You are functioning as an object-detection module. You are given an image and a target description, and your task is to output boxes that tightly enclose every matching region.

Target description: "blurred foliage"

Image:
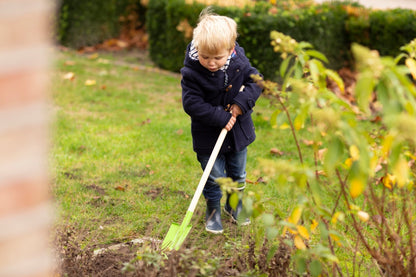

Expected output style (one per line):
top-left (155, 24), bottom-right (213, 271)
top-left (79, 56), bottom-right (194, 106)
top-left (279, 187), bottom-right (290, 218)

top-left (245, 31), bottom-right (416, 275)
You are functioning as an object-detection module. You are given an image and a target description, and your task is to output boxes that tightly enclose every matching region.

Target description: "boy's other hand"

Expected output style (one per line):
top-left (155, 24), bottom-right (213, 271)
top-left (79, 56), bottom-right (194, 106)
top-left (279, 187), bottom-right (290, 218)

top-left (225, 116), bottom-right (236, 131)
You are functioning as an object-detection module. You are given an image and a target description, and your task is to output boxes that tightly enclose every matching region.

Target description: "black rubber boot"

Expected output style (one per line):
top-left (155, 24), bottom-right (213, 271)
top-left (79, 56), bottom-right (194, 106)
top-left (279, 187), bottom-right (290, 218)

top-left (205, 200), bottom-right (223, 234)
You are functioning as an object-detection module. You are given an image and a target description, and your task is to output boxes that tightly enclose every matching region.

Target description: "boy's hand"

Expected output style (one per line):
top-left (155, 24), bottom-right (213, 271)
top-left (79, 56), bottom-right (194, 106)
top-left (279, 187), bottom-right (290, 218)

top-left (225, 116), bottom-right (236, 131)
top-left (225, 104), bottom-right (242, 131)
top-left (230, 104), bottom-right (242, 118)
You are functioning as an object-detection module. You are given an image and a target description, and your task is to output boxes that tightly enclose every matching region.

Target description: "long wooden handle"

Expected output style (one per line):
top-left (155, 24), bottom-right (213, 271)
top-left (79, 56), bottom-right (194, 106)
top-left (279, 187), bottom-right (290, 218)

top-left (187, 128), bottom-right (228, 213)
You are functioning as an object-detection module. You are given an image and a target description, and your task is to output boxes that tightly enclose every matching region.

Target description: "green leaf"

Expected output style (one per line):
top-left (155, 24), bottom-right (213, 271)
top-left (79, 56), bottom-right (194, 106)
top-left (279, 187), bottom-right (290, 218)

top-left (305, 49), bottom-right (328, 63)
top-left (298, 41), bottom-right (313, 50)
top-left (295, 256), bottom-right (307, 274)
top-left (262, 213), bottom-right (275, 226)
top-left (325, 69), bottom-right (345, 93)
top-left (229, 192), bottom-right (239, 210)
top-left (324, 137), bottom-right (345, 174)
top-left (355, 72), bottom-right (374, 114)
top-left (266, 227), bottom-right (279, 241)
top-left (294, 61), bottom-right (304, 79)
top-left (280, 56), bottom-right (293, 78)
top-left (270, 110), bottom-right (280, 128)
top-left (310, 259), bottom-right (322, 277)
top-left (394, 53), bottom-right (407, 64)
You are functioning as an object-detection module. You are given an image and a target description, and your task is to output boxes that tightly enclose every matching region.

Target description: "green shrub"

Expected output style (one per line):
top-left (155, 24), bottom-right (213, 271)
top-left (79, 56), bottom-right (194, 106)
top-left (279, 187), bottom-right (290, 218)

top-left (146, 0), bottom-right (206, 72)
top-left (245, 31), bottom-right (416, 276)
top-left (369, 9), bottom-right (416, 57)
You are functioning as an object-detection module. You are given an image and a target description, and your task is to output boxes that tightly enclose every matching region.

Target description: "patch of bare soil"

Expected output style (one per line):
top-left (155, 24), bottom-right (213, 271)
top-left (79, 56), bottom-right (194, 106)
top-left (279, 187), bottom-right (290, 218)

top-left (54, 224), bottom-right (293, 276)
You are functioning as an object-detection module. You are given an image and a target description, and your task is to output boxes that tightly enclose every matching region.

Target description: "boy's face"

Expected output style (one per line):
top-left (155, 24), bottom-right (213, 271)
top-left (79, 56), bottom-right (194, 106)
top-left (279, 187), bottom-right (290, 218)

top-left (198, 48), bottom-right (234, 72)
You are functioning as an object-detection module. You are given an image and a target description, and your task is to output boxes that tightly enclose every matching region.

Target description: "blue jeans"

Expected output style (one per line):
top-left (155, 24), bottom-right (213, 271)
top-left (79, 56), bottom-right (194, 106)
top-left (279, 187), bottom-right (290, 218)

top-left (197, 148), bottom-right (247, 202)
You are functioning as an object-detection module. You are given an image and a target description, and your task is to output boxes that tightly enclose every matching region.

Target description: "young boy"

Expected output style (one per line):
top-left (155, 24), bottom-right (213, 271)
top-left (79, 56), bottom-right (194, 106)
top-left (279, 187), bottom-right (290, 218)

top-left (181, 7), bottom-right (263, 234)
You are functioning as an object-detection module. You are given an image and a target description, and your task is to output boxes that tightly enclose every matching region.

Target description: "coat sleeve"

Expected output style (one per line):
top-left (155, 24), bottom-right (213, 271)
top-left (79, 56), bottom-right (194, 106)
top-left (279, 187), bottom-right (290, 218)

top-left (181, 68), bottom-right (231, 128)
top-left (232, 64), bottom-right (263, 114)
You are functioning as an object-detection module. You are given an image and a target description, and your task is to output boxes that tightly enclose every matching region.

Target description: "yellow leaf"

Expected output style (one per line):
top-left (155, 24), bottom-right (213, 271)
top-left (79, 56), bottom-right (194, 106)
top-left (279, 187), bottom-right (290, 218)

top-left (349, 204), bottom-right (360, 211)
top-left (404, 151), bottom-right (416, 160)
top-left (381, 134), bottom-right (394, 159)
top-left (279, 123), bottom-right (291, 130)
top-left (310, 219), bottom-right (318, 232)
top-left (297, 225), bottom-right (310, 240)
top-left (349, 145), bottom-right (360, 161)
top-left (329, 233), bottom-right (340, 242)
top-left (294, 115), bottom-right (304, 130)
top-left (288, 206), bottom-right (303, 225)
top-left (357, 211), bottom-right (369, 222)
top-left (282, 226), bottom-right (288, 236)
top-left (331, 211), bottom-right (344, 226)
top-left (294, 235), bottom-right (306, 250)
top-left (85, 79), bottom-right (96, 86)
top-left (349, 177), bottom-right (365, 198)
top-left (344, 157), bottom-right (353, 168)
top-left (382, 173), bottom-right (396, 190)
top-left (369, 154), bottom-right (381, 176)
top-left (393, 157), bottom-right (409, 187)
top-left (406, 58), bottom-right (416, 79)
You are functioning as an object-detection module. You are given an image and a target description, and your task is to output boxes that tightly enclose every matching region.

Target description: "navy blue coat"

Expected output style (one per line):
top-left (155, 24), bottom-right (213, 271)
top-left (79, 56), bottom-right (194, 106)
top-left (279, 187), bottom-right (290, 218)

top-left (181, 42), bottom-right (263, 155)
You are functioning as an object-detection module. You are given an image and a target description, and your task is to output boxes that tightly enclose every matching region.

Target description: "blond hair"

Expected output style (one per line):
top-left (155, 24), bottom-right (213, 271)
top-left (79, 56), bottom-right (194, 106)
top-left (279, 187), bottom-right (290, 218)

top-left (192, 7), bottom-right (237, 54)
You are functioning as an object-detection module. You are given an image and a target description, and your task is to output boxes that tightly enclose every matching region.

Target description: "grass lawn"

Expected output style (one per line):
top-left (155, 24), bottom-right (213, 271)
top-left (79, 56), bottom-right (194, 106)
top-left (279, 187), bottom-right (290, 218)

top-left (51, 48), bottom-right (296, 248)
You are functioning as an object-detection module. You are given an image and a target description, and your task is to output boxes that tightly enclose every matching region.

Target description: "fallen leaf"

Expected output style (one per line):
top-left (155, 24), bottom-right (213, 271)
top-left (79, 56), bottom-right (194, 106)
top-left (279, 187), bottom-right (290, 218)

top-left (270, 148), bottom-right (283, 156)
top-left (302, 139), bottom-right (314, 146)
top-left (246, 177), bottom-right (266, 184)
top-left (85, 79), bottom-right (96, 86)
top-left (176, 129), bottom-right (183, 135)
top-left (88, 53), bottom-right (99, 60)
top-left (64, 60), bottom-right (76, 66)
top-left (357, 211), bottom-right (369, 222)
top-left (317, 148), bottom-right (327, 162)
top-left (256, 177), bottom-right (266, 184)
top-left (116, 40), bottom-right (128, 48)
top-left (115, 186), bottom-right (125, 192)
top-left (141, 118), bottom-right (151, 125)
top-left (97, 58), bottom-right (110, 64)
top-left (63, 72), bottom-right (75, 80)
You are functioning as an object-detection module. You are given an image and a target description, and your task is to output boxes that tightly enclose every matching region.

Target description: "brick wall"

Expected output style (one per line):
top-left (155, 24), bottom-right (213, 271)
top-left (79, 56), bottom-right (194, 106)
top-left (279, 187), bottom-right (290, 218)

top-left (0, 0), bottom-right (53, 276)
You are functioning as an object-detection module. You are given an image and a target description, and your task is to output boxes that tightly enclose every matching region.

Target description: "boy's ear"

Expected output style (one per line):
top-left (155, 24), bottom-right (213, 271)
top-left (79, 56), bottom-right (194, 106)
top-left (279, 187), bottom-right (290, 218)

top-left (229, 45), bottom-right (235, 55)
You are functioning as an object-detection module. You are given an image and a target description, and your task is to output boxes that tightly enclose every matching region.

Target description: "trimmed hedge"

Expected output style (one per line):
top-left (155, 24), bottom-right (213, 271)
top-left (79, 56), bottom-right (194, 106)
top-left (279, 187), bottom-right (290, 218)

top-left (56, 0), bottom-right (145, 48)
top-left (56, 0), bottom-right (416, 80)
top-left (146, 0), bottom-right (416, 80)
top-left (147, 1), bottom-right (352, 79)
top-left (369, 9), bottom-right (416, 56)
